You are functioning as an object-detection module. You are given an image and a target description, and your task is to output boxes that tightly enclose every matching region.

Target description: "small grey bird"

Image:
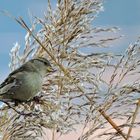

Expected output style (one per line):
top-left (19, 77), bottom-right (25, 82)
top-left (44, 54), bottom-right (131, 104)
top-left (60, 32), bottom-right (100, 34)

top-left (0, 57), bottom-right (54, 101)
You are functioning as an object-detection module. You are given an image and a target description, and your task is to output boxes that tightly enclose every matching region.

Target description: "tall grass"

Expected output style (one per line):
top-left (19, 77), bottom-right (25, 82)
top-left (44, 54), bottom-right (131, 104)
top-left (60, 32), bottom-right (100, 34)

top-left (0, 0), bottom-right (140, 140)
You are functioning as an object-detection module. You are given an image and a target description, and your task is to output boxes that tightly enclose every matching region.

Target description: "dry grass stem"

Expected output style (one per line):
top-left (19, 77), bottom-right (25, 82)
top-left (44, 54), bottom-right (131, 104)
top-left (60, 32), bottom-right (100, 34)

top-left (0, 0), bottom-right (140, 140)
top-left (126, 100), bottom-right (140, 140)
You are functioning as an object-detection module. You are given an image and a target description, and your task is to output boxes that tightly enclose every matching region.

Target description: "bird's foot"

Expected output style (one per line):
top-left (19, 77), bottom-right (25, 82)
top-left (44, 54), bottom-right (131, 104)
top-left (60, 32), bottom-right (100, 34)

top-left (33, 95), bottom-right (43, 103)
top-left (14, 100), bottom-right (22, 106)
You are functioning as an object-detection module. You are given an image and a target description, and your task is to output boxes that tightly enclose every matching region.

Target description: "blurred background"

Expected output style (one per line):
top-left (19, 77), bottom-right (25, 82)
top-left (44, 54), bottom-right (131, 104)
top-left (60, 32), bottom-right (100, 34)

top-left (0, 0), bottom-right (140, 79)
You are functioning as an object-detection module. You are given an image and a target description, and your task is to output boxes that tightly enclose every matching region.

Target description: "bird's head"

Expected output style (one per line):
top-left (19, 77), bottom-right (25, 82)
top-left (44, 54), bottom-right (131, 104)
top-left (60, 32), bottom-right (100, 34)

top-left (31, 57), bottom-right (55, 76)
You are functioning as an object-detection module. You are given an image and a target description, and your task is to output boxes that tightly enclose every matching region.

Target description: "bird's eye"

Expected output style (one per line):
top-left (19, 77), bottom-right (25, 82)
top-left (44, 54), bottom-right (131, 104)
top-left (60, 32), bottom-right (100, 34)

top-left (43, 61), bottom-right (49, 65)
top-left (44, 62), bottom-right (47, 65)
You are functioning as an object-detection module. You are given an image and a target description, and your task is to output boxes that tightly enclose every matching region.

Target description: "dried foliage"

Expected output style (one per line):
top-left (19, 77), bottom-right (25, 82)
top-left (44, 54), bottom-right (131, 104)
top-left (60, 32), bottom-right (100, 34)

top-left (0, 0), bottom-right (140, 140)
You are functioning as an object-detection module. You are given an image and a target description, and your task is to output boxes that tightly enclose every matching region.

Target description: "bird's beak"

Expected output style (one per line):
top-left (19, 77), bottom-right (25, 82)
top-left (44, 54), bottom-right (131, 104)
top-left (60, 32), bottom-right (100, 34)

top-left (47, 66), bottom-right (56, 73)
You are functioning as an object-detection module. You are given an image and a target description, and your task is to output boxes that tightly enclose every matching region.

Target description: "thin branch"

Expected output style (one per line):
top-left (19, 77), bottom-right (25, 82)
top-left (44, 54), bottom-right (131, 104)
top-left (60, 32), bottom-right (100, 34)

top-left (99, 109), bottom-right (127, 140)
top-left (15, 17), bottom-right (70, 77)
top-left (126, 99), bottom-right (140, 140)
top-left (0, 99), bottom-right (36, 116)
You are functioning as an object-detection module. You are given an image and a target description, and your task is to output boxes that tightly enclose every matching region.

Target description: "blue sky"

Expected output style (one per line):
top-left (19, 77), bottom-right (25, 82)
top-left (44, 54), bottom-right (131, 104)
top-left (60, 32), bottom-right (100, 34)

top-left (0, 0), bottom-right (140, 80)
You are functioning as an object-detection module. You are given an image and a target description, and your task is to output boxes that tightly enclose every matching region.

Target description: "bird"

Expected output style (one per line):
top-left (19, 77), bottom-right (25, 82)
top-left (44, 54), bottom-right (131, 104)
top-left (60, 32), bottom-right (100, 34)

top-left (0, 57), bottom-right (54, 102)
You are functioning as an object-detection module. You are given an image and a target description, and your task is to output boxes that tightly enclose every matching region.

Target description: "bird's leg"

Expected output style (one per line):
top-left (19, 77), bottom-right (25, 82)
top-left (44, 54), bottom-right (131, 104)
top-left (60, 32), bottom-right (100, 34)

top-left (33, 95), bottom-right (44, 103)
top-left (14, 99), bottom-right (23, 106)
top-left (33, 96), bottom-right (40, 103)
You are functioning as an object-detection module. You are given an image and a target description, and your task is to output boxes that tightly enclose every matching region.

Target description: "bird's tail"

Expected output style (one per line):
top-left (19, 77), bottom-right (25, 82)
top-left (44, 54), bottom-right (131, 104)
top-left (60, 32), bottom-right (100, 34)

top-left (0, 94), bottom-right (13, 102)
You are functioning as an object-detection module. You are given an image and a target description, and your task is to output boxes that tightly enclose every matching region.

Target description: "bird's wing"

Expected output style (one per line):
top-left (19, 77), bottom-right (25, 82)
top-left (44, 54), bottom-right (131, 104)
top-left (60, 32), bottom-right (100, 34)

top-left (0, 73), bottom-right (22, 95)
top-left (0, 61), bottom-right (36, 95)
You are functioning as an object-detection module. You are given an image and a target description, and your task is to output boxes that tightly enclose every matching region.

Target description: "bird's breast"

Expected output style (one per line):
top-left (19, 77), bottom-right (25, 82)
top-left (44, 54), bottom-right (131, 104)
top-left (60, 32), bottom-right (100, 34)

top-left (13, 72), bottom-right (43, 101)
